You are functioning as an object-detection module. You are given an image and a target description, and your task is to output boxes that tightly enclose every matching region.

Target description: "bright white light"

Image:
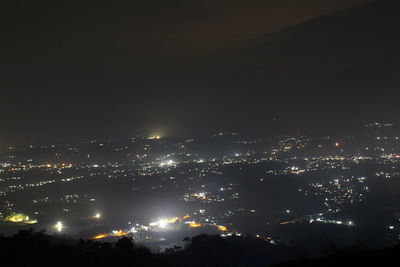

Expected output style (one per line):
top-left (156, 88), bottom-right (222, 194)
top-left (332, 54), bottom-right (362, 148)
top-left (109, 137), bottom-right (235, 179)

top-left (54, 221), bottom-right (63, 232)
top-left (94, 213), bottom-right (101, 219)
top-left (158, 220), bottom-right (167, 228)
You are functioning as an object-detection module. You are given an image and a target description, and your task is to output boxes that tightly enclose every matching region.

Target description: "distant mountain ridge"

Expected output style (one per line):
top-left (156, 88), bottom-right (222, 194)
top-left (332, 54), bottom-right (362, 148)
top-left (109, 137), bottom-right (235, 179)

top-left (209, 0), bottom-right (400, 130)
top-left (243, 0), bottom-right (400, 65)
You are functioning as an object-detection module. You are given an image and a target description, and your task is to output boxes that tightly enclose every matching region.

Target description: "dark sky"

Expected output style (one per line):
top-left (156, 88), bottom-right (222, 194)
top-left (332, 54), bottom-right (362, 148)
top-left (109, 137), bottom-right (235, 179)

top-left (2, 0), bottom-right (399, 145)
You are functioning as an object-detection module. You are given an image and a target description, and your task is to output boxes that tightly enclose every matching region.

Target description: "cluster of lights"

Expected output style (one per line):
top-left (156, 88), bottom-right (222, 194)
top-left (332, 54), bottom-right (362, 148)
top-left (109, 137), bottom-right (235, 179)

top-left (159, 159), bottom-right (175, 167)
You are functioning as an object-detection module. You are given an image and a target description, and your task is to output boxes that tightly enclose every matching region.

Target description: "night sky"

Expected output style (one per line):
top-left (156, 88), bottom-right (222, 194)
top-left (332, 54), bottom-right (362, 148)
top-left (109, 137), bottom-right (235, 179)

top-left (1, 0), bottom-right (399, 145)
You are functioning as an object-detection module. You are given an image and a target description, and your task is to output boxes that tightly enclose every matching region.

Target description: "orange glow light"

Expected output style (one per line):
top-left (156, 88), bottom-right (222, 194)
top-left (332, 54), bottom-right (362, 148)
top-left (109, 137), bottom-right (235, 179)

top-left (92, 233), bottom-right (109, 239)
top-left (217, 225), bottom-right (228, 231)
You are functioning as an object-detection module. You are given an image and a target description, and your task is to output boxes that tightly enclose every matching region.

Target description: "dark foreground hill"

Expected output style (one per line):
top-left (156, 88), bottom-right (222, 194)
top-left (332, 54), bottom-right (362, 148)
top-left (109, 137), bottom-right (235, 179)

top-left (1, 229), bottom-right (399, 267)
top-left (273, 245), bottom-right (400, 267)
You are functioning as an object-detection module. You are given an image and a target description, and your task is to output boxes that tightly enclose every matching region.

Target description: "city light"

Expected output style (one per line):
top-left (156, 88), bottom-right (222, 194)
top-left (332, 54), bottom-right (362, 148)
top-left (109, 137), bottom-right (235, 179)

top-left (187, 222), bottom-right (202, 228)
top-left (92, 233), bottom-right (108, 239)
top-left (148, 135), bottom-right (161, 140)
top-left (54, 221), bottom-right (63, 232)
top-left (158, 220), bottom-right (167, 228)
top-left (1, 122), bottom-right (400, 255)
top-left (159, 159), bottom-right (175, 167)
top-left (217, 225), bottom-right (228, 231)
